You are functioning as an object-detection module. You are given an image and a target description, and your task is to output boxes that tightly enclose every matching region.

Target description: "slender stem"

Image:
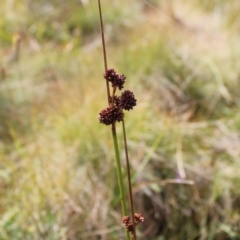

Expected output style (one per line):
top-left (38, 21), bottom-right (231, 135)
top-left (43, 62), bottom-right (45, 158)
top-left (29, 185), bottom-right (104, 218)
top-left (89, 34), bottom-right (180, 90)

top-left (122, 119), bottom-right (137, 240)
top-left (97, 1), bottom-right (130, 240)
top-left (97, 0), bottom-right (110, 100)
top-left (112, 124), bottom-right (127, 214)
top-left (112, 124), bottom-right (130, 240)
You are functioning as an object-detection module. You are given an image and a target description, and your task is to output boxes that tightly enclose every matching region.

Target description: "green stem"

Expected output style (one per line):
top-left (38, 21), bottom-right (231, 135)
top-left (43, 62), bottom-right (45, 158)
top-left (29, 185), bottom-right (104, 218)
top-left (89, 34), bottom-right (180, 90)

top-left (97, 1), bottom-right (130, 239)
top-left (112, 124), bottom-right (130, 240)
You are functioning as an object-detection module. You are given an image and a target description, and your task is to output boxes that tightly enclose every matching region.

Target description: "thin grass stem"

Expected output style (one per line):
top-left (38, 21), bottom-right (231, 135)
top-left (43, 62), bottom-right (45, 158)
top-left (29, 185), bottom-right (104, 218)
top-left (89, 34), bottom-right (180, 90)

top-left (122, 119), bottom-right (137, 240)
top-left (97, 1), bottom-right (130, 239)
top-left (97, 0), bottom-right (110, 100)
top-left (112, 124), bottom-right (130, 240)
top-left (112, 124), bottom-right (127, 215)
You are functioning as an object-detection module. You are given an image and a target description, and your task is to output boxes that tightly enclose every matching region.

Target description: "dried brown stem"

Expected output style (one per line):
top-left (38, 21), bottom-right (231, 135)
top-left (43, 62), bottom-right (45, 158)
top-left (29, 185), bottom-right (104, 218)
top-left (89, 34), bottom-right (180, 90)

top-left (97, 0), bottom-right (110, 102)
top-left (122, 119), bottom-right (137, 240)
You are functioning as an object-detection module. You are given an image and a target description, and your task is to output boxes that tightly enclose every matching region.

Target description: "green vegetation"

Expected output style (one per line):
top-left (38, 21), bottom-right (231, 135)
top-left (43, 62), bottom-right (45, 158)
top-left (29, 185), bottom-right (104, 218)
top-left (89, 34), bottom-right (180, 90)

top-left (0, 0), bottom-right (240, 239)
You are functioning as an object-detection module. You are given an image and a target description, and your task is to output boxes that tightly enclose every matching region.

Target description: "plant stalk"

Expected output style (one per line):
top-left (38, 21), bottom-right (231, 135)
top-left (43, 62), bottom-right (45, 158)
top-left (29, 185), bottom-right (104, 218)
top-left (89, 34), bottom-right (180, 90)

top-left (98, 1), bottom-right (130, 239)
top-left (97, 0), bottom-right (110, 99)
top-left (112, 124), bottom-right (128, 215)
top-left (122, 119), bottom-right (137, 240)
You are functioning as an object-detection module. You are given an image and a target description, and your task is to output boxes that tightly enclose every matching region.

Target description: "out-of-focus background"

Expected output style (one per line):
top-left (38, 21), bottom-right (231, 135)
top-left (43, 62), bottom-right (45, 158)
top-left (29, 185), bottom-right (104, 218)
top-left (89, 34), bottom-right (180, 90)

top-left (0, 0), bottom-right (240, 239)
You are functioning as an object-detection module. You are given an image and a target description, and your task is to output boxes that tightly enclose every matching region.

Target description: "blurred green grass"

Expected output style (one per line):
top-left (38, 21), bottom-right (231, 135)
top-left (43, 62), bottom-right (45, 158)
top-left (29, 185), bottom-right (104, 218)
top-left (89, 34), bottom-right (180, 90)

top-left (0, 0), bottom-right (240, 239)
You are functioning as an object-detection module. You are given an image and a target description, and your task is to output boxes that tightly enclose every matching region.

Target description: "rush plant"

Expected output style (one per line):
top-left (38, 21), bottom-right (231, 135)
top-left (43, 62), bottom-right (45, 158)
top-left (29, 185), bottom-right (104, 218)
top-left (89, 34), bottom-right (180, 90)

top-left (97, 1), bottom-right (144, 240)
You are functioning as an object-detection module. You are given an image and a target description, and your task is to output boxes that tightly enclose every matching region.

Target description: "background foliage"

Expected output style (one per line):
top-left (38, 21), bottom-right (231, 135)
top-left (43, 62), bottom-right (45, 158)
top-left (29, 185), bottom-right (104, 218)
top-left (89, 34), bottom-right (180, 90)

top-left (0, 0), bottom-right (240, 239)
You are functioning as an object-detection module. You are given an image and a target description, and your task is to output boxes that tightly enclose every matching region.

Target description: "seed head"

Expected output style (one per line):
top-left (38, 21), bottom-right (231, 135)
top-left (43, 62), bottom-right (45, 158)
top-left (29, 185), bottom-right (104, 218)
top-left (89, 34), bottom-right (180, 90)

top-left (120, 90), bottom-right (137, 111)
top-left (103, 69), bottom-right (116, 81)
top-left (104, 68), bottom-right (125, 90)
top-left (122, 213), bottom-right (144, 234)
top-left (126, 223), bottom-right (134, 232)
top-left (122, 216), bottom-right (133, 232)
top-left (134, 213), bottom-right (144, 224)
top-left (122, 216), bottom-right (131, 225)
top-left (99, 106), bottom-right (124, 125)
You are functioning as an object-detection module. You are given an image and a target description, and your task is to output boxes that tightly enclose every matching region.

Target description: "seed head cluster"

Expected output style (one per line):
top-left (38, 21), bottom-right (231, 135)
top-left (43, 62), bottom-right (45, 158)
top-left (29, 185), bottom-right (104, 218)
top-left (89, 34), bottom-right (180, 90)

top-left (120, 90), bottom-right (137, 111)
top-left (98, 106), bottom-right (124, 125)
top-left (99, 68), bottom-right (137, 125)
top-left (122, 213), bottom-right (144, 235)
top-left (103, 68), bottom-right (126, 90)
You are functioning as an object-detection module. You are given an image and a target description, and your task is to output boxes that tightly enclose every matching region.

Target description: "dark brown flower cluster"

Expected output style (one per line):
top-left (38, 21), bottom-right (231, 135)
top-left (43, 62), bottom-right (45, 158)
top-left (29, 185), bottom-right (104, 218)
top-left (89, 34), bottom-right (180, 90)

top-left (98, 106), bottom-right (124, 125)
top-left (103, 68), bottom-right (126, 90)
top-left (122, 213), bottom-right (144, 234)
top-left (120, 90), bottom-right (137, 111)
top-left (99, 69), bottom-right (137, 125)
